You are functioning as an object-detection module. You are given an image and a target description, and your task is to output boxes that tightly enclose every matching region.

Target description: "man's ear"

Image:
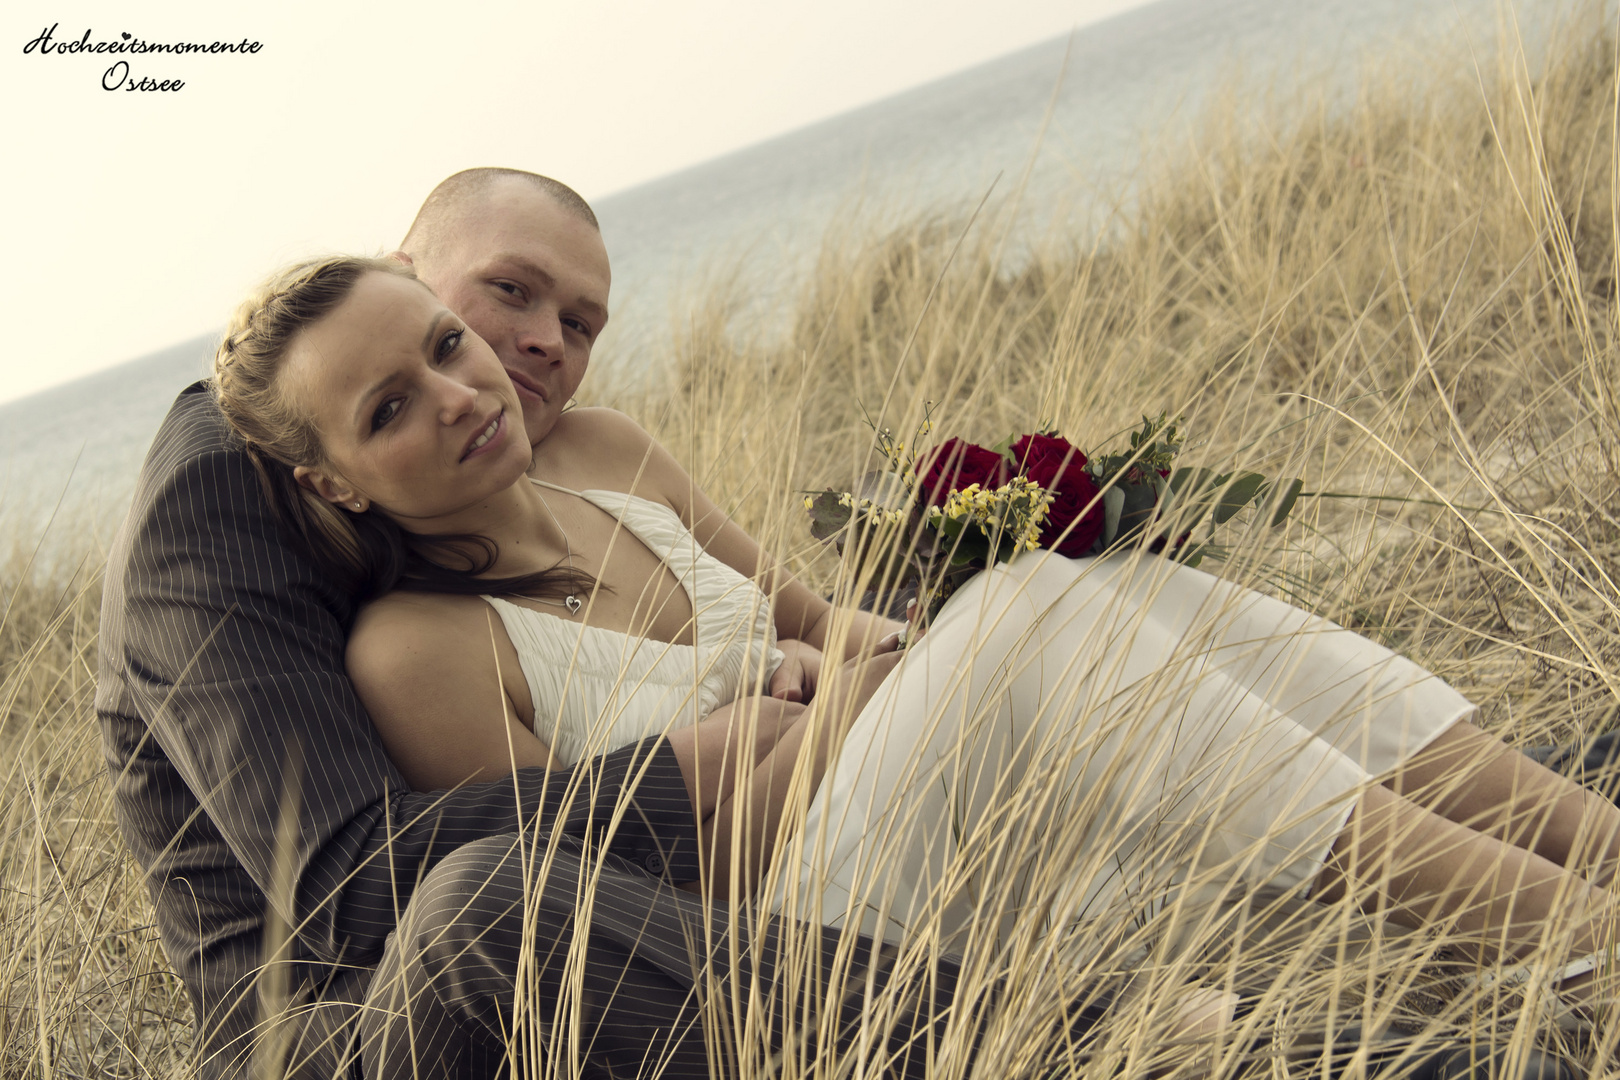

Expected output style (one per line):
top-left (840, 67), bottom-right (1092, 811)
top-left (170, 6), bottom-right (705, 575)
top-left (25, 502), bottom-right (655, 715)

top-left (293, 465), bottom-right (366, 512)
top-left (388, 250), bottom-right (414, 268)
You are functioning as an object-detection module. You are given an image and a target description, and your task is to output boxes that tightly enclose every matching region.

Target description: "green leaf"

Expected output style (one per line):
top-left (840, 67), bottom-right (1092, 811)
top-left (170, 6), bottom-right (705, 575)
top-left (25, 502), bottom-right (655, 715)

top-left (1171, 542), bottom-right (1207, 567)
top-left (949, 538), bottom-right (988, 566)
top-left (1116, 482), bottom-right (1160, 540)
top-left (1267, 478), bottom-right (1304, 527)
top-left (1102, 486), bottom-right (1125, 544)
top-left (1163, 466), bottom-right (1216, 524)
top-left (1167, 466), bottom-right (1215, 498)
top-left (1214, 472), bottom-right (1267, 524)
top-left (806, 491), bottom-right (852, 542)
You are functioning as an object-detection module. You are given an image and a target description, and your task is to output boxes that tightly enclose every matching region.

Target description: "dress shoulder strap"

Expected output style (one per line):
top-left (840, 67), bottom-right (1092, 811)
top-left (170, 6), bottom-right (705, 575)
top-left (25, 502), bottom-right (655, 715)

top-left (529, 477), bottom-right (585, 498)
top-left (525, 477), bottom-right (681, 554)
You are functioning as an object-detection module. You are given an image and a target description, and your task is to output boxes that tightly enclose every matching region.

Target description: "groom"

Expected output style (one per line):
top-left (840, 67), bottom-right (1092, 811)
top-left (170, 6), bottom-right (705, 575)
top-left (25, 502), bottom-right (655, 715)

top-left (96, 167), bottom-right (1014, 1080)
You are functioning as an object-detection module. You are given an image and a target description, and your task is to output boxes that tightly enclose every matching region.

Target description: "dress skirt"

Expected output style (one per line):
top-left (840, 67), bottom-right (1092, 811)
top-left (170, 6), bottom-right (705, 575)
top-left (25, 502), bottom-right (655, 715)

top-left (773, 550), bottom-right (1475, 949)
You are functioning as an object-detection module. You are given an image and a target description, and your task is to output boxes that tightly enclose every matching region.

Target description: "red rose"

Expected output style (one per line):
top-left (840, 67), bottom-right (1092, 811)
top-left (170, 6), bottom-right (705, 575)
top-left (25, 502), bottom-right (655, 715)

top-left (1012, 433), bottom-right (1103, 556)
top-left (918, 437), bottom-right (1010, 507)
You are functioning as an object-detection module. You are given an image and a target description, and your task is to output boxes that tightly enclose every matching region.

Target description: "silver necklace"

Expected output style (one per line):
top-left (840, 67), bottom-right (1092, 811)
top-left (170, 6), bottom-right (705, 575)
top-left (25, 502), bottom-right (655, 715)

top-left (531, 486), bottom-right (584, 616)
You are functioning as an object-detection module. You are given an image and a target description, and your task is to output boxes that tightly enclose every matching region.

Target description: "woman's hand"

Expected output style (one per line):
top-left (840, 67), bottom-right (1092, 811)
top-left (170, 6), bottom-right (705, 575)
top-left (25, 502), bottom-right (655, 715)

top-left (803, 607), bottom-right (906, 664)
top-left (768, 638), bottom-right (824, 703)
top-left (902, 597), bottom-right (927, 646)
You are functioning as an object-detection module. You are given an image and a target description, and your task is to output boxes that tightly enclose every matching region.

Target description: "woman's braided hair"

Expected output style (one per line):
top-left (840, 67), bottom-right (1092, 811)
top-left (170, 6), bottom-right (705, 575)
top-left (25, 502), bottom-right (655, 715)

top-left (213, 254), bottom-right (598, 604)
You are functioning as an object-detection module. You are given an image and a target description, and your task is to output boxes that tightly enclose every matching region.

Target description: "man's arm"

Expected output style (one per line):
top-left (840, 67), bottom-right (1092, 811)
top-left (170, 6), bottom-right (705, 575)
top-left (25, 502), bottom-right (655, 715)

top-left (106, 387), bottom-right (696, 966)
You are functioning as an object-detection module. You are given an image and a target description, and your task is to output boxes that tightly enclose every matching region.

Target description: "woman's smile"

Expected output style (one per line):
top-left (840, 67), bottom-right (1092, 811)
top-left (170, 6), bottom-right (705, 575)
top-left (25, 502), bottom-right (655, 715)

top-left (461, 410), bottom-right (507, 462)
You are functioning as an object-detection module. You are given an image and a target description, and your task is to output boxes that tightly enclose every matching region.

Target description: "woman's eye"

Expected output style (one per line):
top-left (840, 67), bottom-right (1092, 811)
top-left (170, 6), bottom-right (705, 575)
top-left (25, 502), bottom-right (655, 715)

top-left (436, 328), bottom-right (464, 361)
top-left (371, 397), bottom-right (402, 431)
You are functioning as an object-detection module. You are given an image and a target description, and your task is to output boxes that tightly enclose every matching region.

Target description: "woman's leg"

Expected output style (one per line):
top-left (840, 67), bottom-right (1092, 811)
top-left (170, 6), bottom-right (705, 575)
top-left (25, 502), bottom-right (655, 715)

top-left (1314, 784), bottom-right (1616, 999)
top-left (1383, 720), bottom-right (1620, 886)
top-left (1116, 982), bottom-right (1237, 1080)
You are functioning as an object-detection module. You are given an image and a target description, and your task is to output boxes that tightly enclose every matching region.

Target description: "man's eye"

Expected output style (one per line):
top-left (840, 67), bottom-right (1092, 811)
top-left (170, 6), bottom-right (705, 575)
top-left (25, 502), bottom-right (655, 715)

top-left (563, 316), bottom-right (592, 337)
top-left (436, 328), bottom-right (464, 361)
top-left (493, 282), bottom-right (524, 301)
top-left (371, 397), bottom-right (402, 431)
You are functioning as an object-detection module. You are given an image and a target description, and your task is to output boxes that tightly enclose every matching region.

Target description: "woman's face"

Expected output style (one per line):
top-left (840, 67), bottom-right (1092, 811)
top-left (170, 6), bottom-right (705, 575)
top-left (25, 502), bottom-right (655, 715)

top-left (285, 270), bottom-right (533, 527)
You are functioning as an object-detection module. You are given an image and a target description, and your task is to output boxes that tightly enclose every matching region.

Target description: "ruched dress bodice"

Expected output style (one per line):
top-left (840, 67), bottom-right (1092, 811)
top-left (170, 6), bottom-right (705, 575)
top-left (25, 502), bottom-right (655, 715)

top-left (483, 481), bottom-right (783, 766)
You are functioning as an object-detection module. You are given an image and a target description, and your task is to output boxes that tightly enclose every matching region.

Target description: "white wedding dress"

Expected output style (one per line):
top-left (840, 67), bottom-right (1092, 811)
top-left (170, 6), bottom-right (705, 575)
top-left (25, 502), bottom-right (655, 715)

top-left (482, 480), bottom-right (784, 768)
top-left (487, 481), bottom-right (1474, 949)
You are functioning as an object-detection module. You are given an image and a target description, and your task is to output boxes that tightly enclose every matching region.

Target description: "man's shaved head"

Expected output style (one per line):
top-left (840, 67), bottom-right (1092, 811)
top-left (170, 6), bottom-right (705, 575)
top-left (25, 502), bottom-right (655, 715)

top-left (400, 168), bottom-right (598, 264)
top-left (395, 168), bottom-right (611, 450)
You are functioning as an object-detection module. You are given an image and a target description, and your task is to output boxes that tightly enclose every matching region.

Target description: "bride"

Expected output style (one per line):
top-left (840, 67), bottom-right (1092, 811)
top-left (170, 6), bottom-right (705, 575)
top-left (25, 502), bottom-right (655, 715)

top-left (213, 254), bottom-right (1620, 1027)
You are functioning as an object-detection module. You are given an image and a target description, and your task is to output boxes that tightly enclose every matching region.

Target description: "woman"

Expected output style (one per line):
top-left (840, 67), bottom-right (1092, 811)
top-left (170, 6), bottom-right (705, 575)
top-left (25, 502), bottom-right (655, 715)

top-left (213, 255), bottom-right (1619, 1030)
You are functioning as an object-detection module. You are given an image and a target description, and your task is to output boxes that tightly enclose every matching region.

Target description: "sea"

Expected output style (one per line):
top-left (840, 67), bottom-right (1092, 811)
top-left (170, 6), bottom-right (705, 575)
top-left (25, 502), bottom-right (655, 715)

top-left (0, 0), bottom-right (1543, 553)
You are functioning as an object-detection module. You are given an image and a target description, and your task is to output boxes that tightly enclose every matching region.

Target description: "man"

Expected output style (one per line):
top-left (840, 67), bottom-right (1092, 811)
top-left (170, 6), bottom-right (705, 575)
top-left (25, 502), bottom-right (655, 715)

top-left (394, 169), bottom-right (607, 458)
top-left (95, 167), bottom-right (1001, 1080)
top-left (97, 167), bottom-right (1576, 1080)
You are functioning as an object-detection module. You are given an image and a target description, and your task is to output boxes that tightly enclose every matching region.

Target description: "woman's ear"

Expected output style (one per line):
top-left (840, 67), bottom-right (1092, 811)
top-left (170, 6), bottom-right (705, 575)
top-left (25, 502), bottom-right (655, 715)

top-left (294, 465), bottom-right (367, 513)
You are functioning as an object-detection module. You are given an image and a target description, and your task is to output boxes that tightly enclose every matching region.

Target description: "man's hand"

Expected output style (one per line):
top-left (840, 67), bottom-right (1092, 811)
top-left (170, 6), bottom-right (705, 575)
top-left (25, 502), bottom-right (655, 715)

top-left (769, 639), bottom-right (824, 703)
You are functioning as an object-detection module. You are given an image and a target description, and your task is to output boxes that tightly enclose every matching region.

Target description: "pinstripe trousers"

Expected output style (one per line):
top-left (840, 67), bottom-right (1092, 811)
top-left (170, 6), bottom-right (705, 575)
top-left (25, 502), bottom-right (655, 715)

top-left (351, 833), bottom-right (996, 1080)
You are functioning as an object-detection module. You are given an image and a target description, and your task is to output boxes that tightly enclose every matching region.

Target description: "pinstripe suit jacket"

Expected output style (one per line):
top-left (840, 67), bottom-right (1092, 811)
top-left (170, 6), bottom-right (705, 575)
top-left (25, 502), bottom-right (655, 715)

top-left (96, 383), bottom-right (702, 1077)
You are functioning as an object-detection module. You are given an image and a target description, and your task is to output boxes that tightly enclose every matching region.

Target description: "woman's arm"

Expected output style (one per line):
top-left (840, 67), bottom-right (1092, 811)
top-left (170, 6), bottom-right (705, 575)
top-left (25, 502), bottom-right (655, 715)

top-left (702, 645), bottom-right (906, 896)
top-left (664, 695), bottom-right (806, 829)
top-left (346, 593), bottom-right (562, 791)
top-left (563, 408), bottom-right (903, 661)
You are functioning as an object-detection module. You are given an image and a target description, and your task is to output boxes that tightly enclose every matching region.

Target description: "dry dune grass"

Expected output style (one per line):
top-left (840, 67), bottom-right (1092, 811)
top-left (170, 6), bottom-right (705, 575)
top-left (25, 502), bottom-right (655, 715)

top-left (635, 4), bottom-right (1620, 757)
top-left (7, 3), bottom-right (1620, 1076)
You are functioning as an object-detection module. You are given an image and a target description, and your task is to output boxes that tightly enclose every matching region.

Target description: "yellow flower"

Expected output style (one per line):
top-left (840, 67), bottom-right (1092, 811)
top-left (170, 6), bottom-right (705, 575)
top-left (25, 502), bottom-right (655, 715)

top-left (803, 496), bottom-right (815, 510)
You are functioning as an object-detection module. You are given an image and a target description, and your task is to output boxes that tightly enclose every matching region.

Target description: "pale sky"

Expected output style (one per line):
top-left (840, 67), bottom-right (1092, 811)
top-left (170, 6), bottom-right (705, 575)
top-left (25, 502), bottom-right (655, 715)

top-left (0, 0), bottom-right (1149, 406)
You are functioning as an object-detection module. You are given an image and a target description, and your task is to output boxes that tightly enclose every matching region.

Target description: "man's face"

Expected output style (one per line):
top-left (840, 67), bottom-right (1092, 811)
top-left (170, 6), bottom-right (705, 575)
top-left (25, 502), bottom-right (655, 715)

top-left (413, 182), bottom-right (611, 448)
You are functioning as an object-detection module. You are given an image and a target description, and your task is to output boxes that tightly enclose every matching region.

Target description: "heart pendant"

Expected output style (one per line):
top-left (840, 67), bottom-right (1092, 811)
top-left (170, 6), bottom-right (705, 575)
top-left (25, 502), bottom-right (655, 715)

top-left (564, 594), bottom-right (582, 615)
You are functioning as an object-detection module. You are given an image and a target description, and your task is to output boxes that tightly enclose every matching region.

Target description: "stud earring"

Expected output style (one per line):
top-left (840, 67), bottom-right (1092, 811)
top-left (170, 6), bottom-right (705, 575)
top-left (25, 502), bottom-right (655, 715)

top-left (352, 501), bottom-right (362, 511)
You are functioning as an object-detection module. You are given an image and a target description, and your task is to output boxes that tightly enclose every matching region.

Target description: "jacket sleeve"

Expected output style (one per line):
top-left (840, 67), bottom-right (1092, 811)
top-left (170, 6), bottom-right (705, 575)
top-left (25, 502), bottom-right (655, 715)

top-left (112, 397), bottom-right (699, 964)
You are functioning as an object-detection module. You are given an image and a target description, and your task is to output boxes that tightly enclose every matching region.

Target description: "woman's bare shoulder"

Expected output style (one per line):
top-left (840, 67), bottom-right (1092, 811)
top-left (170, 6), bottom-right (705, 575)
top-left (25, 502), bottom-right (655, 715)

top-left (347, 592), bottom-right (490, 678)
top-left (352, 589), bottom-right (486, 631)
top-left (342, 591), bottom-right (546, 783)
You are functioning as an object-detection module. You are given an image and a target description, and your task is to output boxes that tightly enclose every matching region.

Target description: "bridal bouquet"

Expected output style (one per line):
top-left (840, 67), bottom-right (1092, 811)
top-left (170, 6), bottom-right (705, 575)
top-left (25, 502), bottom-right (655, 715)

top-left (804, 412), bottom-right (1303, 630)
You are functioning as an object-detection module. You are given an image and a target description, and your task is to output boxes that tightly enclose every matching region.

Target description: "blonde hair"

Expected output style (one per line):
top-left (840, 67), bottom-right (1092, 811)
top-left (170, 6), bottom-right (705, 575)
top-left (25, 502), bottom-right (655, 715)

top-left (213, 255), bottom-right (413, 594)
top-left (213, 254), bottom-right (598, 603)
